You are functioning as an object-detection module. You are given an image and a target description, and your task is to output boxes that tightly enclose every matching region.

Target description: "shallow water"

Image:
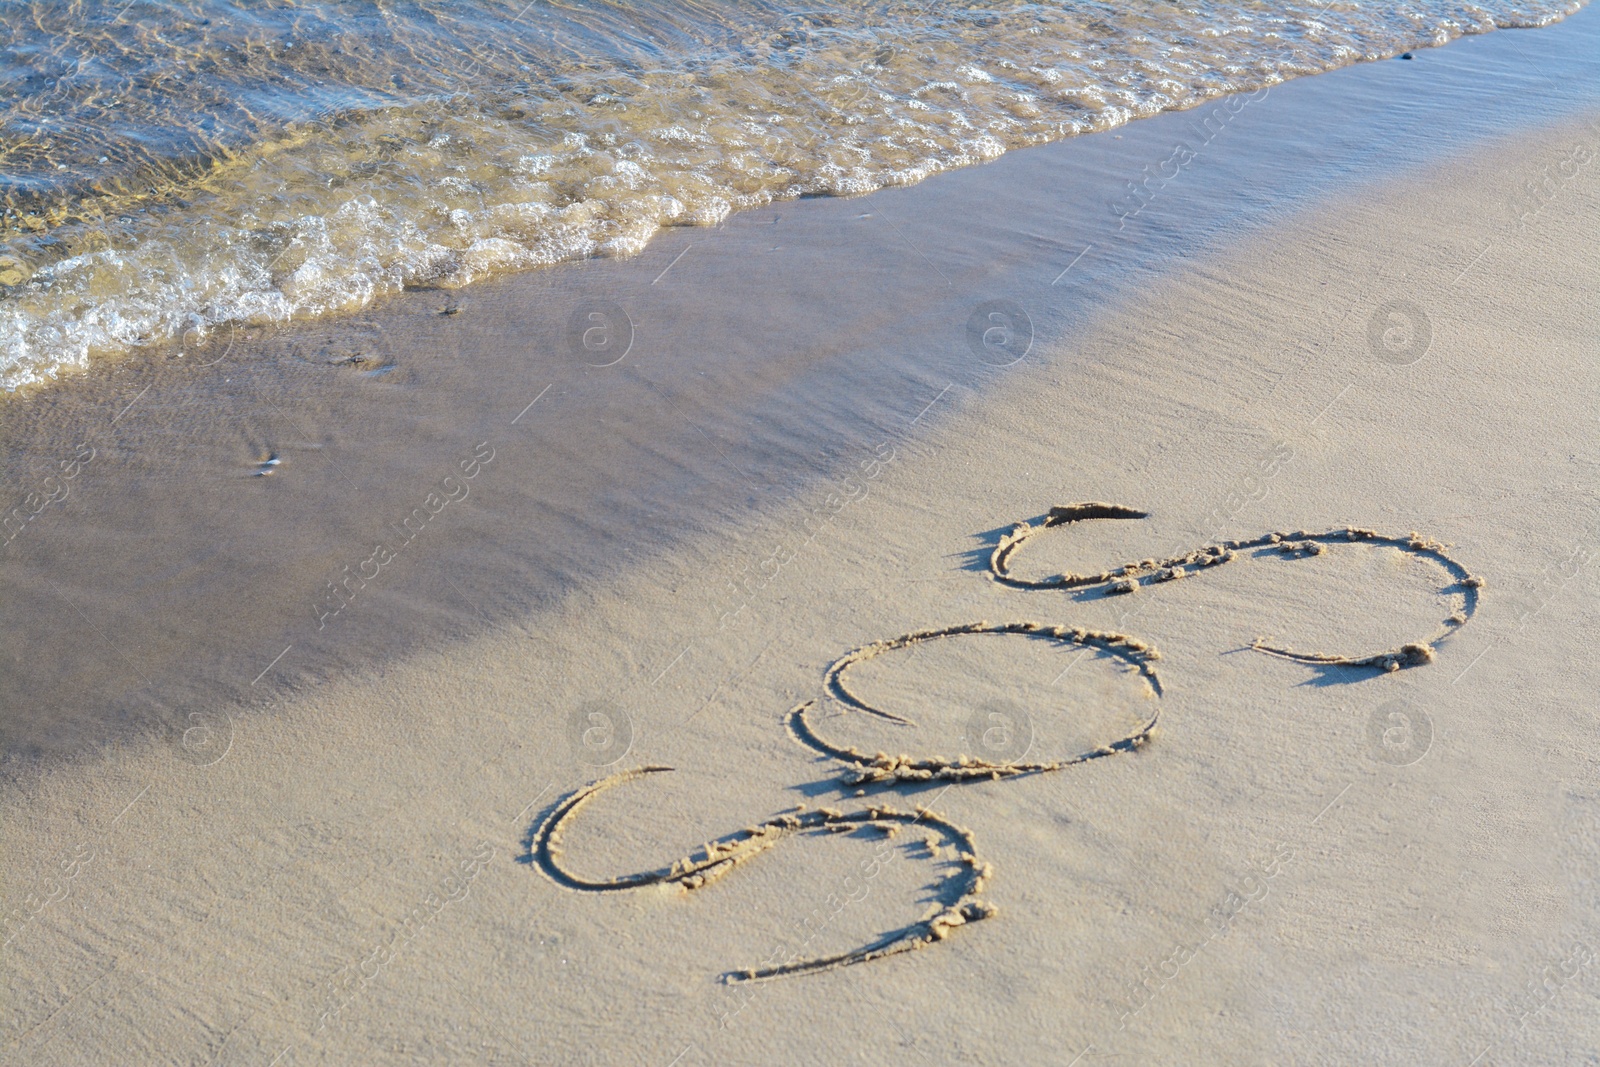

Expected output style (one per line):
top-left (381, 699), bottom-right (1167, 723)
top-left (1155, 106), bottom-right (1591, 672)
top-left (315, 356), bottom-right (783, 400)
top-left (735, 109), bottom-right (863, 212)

top-left (0, 0), bottom-right (1584, 389)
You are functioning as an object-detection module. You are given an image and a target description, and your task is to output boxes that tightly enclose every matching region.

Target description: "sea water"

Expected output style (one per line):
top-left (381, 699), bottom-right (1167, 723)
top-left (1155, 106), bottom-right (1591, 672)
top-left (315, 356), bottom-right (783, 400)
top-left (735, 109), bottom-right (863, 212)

top-left (0, 0), bottom-right (1582, 390)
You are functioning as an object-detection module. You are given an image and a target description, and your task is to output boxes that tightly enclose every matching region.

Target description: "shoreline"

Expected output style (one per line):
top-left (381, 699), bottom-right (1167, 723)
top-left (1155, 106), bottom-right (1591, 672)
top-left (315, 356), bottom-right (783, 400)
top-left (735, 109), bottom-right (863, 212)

top-left (2, 10), bottom-right (1598, 1064)
top-left (1, 5), bottom-right (1590, 396)
top-left (3, 6), bottom-right (1598, 765)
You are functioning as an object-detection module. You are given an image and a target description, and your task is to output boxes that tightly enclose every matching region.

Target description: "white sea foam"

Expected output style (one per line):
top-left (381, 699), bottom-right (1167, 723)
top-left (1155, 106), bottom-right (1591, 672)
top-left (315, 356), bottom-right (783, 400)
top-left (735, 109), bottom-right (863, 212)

top-left (0, 0), bottom-right (1584, 390)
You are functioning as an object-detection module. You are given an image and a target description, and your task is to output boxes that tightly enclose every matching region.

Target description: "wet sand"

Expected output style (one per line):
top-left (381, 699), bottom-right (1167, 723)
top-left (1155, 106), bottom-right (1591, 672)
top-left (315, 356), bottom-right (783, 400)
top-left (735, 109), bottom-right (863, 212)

top-left (3, 10), bottom-right (1599, 1065)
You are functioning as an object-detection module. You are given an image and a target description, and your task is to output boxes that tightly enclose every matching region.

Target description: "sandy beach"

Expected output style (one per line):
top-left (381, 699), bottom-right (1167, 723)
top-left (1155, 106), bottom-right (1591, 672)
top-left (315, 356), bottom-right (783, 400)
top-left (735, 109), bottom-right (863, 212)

top-left (3, 7), bottom-right (1599, 1065)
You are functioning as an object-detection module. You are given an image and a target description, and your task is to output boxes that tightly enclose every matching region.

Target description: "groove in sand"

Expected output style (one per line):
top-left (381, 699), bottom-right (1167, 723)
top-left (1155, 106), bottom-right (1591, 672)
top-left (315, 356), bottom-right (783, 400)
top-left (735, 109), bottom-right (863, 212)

top-left (529, 504), bottom-right (1484, 982)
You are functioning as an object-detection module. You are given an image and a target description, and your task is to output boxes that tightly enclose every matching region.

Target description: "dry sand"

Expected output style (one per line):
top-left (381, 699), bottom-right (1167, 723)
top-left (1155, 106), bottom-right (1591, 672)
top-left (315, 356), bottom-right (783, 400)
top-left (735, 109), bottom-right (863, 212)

top-left (3, 12), bottom-right (1599, 1066)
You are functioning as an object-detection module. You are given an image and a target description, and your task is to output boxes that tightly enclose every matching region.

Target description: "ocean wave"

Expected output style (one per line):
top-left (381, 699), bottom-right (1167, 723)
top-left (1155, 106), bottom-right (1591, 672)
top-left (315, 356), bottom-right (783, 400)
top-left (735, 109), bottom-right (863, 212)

top-left (0, 0), bottom-right (1584, 391)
